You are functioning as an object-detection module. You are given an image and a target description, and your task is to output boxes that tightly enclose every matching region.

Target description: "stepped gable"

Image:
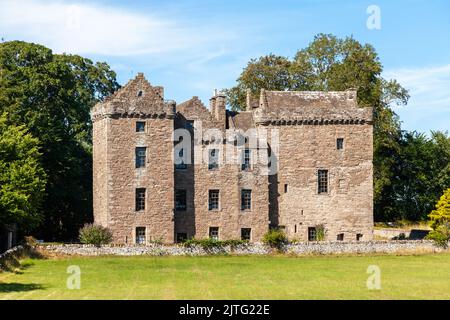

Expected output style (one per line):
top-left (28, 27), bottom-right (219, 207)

top-left (176, 96), bottom-right (222, 129)
top-left (91, 73), bottom-right (175, 121)
top-left (256, 89), bottom-right (373, 124)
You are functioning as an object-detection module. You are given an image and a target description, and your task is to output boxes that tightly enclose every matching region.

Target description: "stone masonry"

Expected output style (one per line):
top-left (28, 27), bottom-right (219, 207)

top-left (91, 73), bottom-right (374, 244)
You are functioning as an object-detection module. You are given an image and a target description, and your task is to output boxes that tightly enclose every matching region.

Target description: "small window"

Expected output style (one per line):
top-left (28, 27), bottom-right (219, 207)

top-left (241, 189), bottom-right (252, 210)
top-left (185, 120), bottom-right (194, 131)
top-left (284, 184), bottom-right (288, 193)
top-left (241, 228), bottom-right (251, 241)
top-left (208, 149), bottom-right (219, 170)
top-left (318, 170), bottom-right (328, 194)
top-left (176, 233), bottom-right (187, 243)
top-left (135, 147), bottom-right (146, 168)
top-left (294, 224), bottom-right (297, 233)
top-left (337, 138), bottom-right (344, 150)
top-left (175, 189), bottom-right (187, 211)
top-left (137, 90), bottom-right (143, 97)
top-left (356, 234), bottom-right (363, 241)
top-left (135, 188), bottom-right (146, 211)
top-left (308, 227), bottom-right (317, 241)
top-left (135, 227), bottom-right (146, 244)
top-left (208, 190), bottom-right (219, 210)
top-left (175, 148), bottom-right (187, 170)
top-left (241, 149), bottom-right (251, 171)
top-left (136, 121), bottom-right (145, 132)
top-left (337, 233), bottom-right (344, 241)
top-left (209, 227), bottom-right (219, 240)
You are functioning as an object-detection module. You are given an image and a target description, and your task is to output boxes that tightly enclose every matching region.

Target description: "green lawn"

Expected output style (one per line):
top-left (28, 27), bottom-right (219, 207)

top-left (1, 253), bottom-right (450, 299)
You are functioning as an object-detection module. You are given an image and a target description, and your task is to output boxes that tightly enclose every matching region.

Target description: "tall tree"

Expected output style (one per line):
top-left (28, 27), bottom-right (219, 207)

top-left (0, 41), bottom-right (119, 240)
top-left (0, 113), bottom-right (46, 231)
top-left (226, 34), bottom-right (410, 221)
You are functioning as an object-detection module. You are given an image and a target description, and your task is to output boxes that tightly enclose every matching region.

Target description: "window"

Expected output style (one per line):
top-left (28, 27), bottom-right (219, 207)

top-left (318, 170), bottom-right (328, 194)
top-left (337, 233), bottom-right (344, 241)
top-left (241, 228), bottom-right (251, 241)
top-left (208, 190), bottom-right (219, 210)
top-left (294, 224), bottom-right (297, 233)
top-left (356, 234), bottom-right (363, 241)
top-left (135, 147), bottom-right (146, 168)
top-left (209, 227), bottom-right (219, 240)
top-left (136, 121), bottom-right (145, 132)
top-left (135, 188), bottom-right (146, 211)
top-left (241, 189), bottom-right (252, 210)
top-left (337, 138), bottom-right (344, 150)
top-left (175, 189), bottom-right (187, 211)
top-left (241, 148), bottom-right (251, 171)
top-left (308, 227), bottom-right (317, 241)
top-left (176, 233), bottom-right (187, 243)
top-left (208, 149), bottom-right (219, 170)
top-left (284, 184), bottom-right (288, 193)
top-left (175, 148), bottom-right (187, 170)
top-left (137, 90), bottom-right (143, 97)
top-left (135, 227), bottom-right (146, 244)
top-left (185, 120), bottom-right (194, 131)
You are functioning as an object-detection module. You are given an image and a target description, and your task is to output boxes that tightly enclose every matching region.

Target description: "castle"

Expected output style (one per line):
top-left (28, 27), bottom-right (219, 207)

top-left (91, 73), bottom-right (374, 244)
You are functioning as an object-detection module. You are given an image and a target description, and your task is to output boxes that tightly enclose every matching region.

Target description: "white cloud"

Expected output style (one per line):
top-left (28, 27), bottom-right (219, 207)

top-left (0, 0), bottom-right (235, 56)
top-left (384, 64), bottom-right (450, 133)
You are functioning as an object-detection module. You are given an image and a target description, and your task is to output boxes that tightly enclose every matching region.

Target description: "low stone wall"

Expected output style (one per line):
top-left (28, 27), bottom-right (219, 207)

top-left (0, 245), bottom-right (27, 270)
top-left (39, 240), bottom-right (445, 257)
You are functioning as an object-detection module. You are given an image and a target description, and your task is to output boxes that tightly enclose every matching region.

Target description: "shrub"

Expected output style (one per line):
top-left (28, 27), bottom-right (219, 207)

top-left (426, 222), bottom-right (450, 249)
top-left (79, 224), bottom-right (113, 247)
top-left (262, 229), bottom-right (287, 248)
top-left (426, 188), bottom-right (450, 248)
top-left (315, 224), bottom-right (327, 241)
top-left (183, 238), bottom-right (247, 249)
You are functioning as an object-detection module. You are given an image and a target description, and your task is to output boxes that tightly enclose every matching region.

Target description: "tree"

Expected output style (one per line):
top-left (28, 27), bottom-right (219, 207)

top-left (226, 34), bottom-right (409, 221)
top-left (0, 113), bottom-right (46, 232)
top-left (426, 188), bottom-right (450, 248)
top-left (0, 41), bottom-right (120, 240)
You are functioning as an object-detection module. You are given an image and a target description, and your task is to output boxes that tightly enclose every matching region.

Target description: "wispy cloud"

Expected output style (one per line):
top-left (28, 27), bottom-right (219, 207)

top-left (384, 64), bottom-right (450, 133)
top-left (0, 0), bottom-right (235, 56)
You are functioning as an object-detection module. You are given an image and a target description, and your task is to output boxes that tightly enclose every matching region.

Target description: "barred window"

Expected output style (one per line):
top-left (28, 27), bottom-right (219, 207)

top-left (337, 138), bottom-right (344, 150)
top-left (208, 149), bottom-right (219, 170)
top-left (241, 228), bottom-right (251, 241)
top-left (175, 189), bottom-right (187, 211)
top-left (135, 147), bottom-right (146, 168)
top-left (318, 170), bottom-right (328, 194)
top-left (135, 188), bottom-right (146, 211)
top-left (136, 121), bottom-right (145, 132)
top-left (241, 189), bottom-right (252, 210)
top-left (308, 227), bottom-right (317, 241)
top-left (135, 227), bottom-right (146, 244)
top-left (209, 227), bottom-right (219, 240)
top-left (337, 233), bottom-right (344, 241)
top-left (208, 190), bottom-right (219, 210)
top-left (241, 148), bottom-right (251, 171)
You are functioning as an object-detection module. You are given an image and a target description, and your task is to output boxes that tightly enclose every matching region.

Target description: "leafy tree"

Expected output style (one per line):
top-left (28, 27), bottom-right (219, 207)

top-left (0, 41), bottom-right (119, 241)
top-left (426, 188), bottom-right (450, 248)
top-left (225, 33), bottom-right (409, 221)
top-left (0, 113), bottom-right (46, 232)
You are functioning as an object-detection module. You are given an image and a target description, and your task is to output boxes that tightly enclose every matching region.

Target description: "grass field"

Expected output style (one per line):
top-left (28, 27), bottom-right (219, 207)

top-left (1, 253), bottom-right (450, 299)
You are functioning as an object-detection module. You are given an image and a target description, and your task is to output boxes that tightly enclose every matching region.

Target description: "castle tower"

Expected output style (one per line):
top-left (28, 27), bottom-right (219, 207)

top-left (91, 73), bottom-right (176, 244)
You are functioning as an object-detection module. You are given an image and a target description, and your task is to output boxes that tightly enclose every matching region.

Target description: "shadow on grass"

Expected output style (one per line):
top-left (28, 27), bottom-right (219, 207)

top-left (0, 282), bottom-right (44, 292)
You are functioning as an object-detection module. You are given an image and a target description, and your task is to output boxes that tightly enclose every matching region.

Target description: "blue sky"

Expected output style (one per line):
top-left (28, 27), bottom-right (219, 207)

top-left (0, 0), bottom-right (449, 134)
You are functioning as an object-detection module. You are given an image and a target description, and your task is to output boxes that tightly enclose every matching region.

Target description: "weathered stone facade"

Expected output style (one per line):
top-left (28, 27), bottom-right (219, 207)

top-left (91, 73), bottom-right (374, 244)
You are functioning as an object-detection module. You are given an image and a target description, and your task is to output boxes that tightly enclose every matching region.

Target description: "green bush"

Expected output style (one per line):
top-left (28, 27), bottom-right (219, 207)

top-left (79, 224), bottom-right (113, 247)
top-left (183, 238), bottom-right (247, 249)
top-left (315, 224), bottom-right (327, 241)
top-left (262, 229), bottom-right (287, 248)
top-left (426, 223), bottom-right (450, 248)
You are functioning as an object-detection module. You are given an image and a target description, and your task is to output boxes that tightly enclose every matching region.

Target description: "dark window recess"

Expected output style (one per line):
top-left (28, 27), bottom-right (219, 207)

top-left (294, 224), bottom-right (297, 233)
top-left (135, 227), bottom-right (146, 244)
top-left (175, 189), bottom-right (187, 211)
top-left (136, 121), bottom-right (145, 132)
top-left (208, 149), bottom-right (219, 170)
top-left (135, 147), bottom-right (146, 168)
top-left (356, 234), bottom-right (363, 241)
top-left (241, 189), bottom-right (252, 210)
top-left (175, 148), bottom-right (187, 170)
top-left (318, 170), bottom-right (328, 194)
top-left (208, 190), bottom-right (219, 210)
top-left (337, 233), bottom-right (344, 241)
top-left (241, 228), bottom-right (251, 241)
top-left (185, 120), bottom-right (194, 130)
top-left (137, 90), bottom-right (143, 97)
top-left (209, 227), bottom-right (219, 240)
top-left (176, 233), bottom-right (187, 243)
top-left (308, 227), bottom-right (317, 241)
top-left (135, 188), bottom-right (146, 211)
top-left (337, 138), bottom-right (344, 150)
top-left (241, 149), bottom-right (251, 171)
top-left (284, 184), bottom-right (288, 193)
